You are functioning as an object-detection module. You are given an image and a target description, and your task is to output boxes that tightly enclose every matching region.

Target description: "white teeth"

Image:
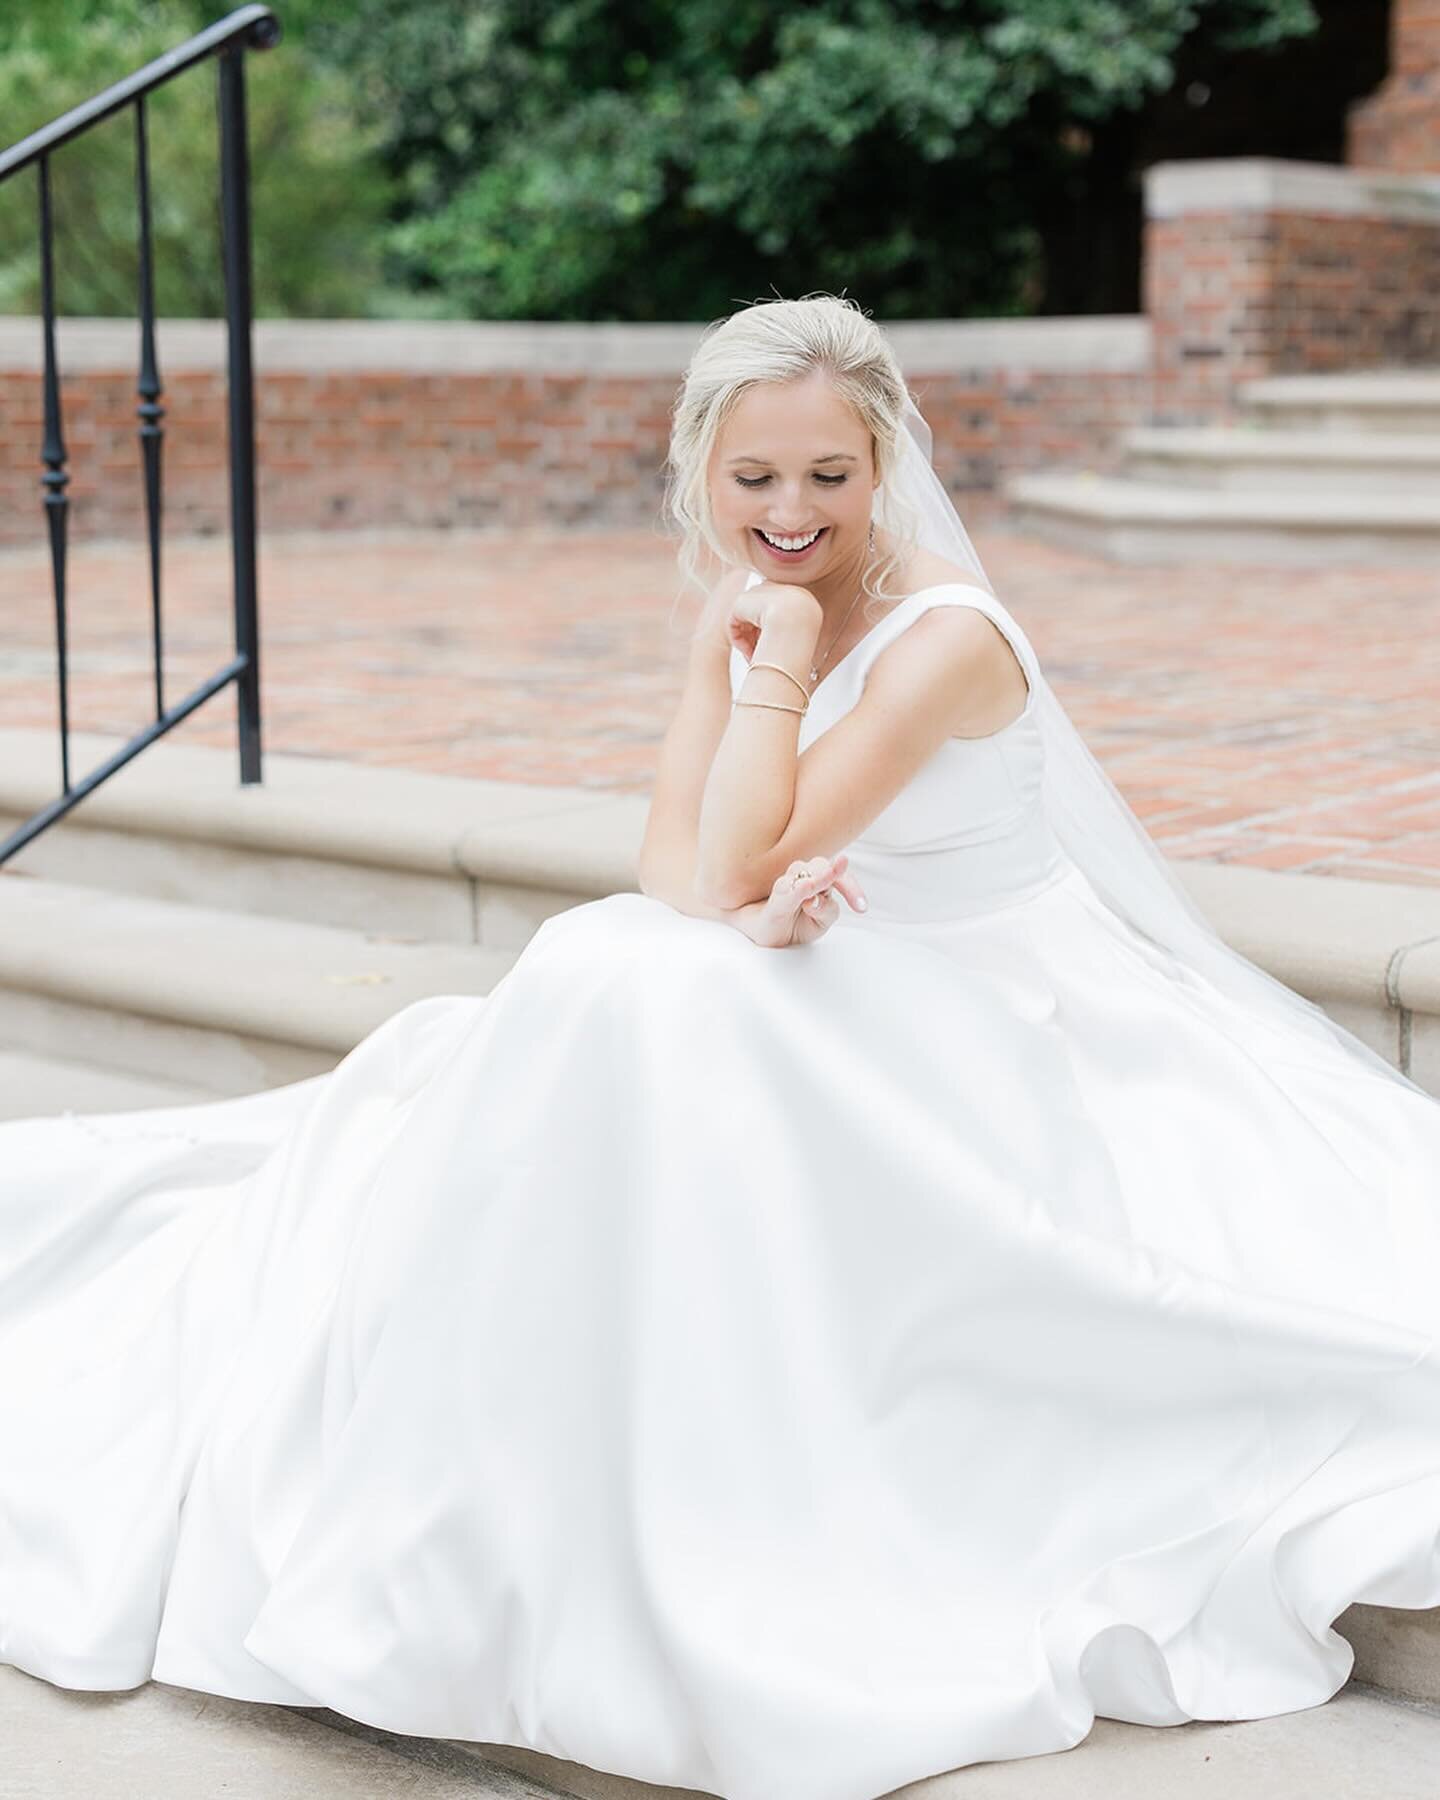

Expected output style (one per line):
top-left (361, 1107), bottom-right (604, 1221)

top-left (759, 527), bottom-right (822, 551)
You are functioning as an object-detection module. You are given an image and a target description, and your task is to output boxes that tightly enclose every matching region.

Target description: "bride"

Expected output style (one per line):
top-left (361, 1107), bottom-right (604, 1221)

top-left (1, 293), bottom-right (1437, 1800)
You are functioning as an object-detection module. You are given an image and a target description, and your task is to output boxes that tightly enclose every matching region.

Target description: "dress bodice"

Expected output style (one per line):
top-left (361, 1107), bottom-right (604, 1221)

top-left (730, 573), bottom-right (1073, 924)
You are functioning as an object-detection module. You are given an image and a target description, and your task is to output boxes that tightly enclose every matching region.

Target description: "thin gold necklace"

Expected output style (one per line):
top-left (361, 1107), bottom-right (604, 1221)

top-left (809, 583), bottom-right (866, 687)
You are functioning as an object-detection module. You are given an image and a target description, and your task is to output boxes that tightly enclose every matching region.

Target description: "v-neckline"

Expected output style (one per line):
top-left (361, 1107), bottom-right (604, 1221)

top-left (806, 590), bottom-right (925, 702)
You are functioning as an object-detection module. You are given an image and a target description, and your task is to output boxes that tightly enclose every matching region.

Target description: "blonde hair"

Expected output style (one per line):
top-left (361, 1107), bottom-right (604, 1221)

top-left (662, 292), bottom-right (923, 632)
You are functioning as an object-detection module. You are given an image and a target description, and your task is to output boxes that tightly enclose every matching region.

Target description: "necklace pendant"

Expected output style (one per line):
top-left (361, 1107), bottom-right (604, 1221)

top-left (808, 665), bottom-right (819, 684)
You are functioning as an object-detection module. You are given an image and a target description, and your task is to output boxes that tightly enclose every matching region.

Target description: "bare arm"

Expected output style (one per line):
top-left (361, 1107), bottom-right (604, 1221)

top-left (638, 565), bottom-right (768, 935)
top-left (695, 599), bottom-right (820, 906)
top-left (639, 569), bottom-right (869, 945)
top-left (643, 834), bottom-right (865, 952)
top-left (696, 602), bottom-right (1029, 909)
top-left (639, 838), bottom-right (772, 933)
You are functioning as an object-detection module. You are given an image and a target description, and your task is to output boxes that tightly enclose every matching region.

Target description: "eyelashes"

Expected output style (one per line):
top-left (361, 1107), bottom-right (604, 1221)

top-left (733, 473), bottom-right (849, 489)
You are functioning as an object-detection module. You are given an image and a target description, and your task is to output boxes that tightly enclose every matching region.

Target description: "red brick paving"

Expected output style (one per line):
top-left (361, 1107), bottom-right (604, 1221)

top-left (2, 502), bottom-right (1438, 886)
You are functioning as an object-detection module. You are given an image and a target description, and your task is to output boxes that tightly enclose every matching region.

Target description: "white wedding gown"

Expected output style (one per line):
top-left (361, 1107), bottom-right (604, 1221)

top-left (2, 579), bottom-right (1438, 1800)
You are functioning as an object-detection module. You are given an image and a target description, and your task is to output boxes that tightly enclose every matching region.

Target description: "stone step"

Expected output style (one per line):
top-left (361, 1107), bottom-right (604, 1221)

top-left (0, 873), bottom-right (516, 1097)
top-left (1121, 425), bottom-right (1440, 492)
top-left (3, 738), bottom-right (1439, 1100)
top-left (1000, 469), bottom-right (1440, 566)
top-left (0, 1663), bottom-right (568, 1799)
top-left (0, 728), bottom-right (646, 952)
top-left (0, 1046), bottom-right (216, 1121)
top-left (324, 1681), bottom-right (1440, 1800)
top-left (8, 1654), bottom-right (1438, 1800)
top-left (1338, 1602), bottom-right (1440, 1711)
top-left (1238, 370), bottom-right (1440, 436)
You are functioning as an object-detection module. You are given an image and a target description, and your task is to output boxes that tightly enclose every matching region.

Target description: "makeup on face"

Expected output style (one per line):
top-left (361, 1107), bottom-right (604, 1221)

top-left (713, 373), bottom-right (871, 581)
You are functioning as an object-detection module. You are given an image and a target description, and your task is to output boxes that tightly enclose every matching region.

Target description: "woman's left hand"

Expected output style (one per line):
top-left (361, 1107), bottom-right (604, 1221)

top-left (727, 579), bottom-right (819, 665)
top-left (738, 853), bottom-right (867, 949)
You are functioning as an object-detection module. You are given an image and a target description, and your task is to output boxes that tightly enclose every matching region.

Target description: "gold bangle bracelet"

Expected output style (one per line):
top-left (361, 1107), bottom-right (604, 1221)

top-left (744, 659), bottom-right (810, 704)
top-left (732, 697), bottom-right (806, 716)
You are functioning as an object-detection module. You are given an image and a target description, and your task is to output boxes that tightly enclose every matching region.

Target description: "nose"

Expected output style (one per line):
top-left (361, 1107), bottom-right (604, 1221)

top-left (761, 494), bottom-right (821, 528)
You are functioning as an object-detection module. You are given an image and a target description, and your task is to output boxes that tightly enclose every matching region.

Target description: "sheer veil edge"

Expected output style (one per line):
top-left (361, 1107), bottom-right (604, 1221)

top-left (890, 390), bottom-right (1430, 1101)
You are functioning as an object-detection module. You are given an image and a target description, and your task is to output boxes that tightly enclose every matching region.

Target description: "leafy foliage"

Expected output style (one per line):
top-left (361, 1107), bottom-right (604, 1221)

top-left (0, 0), bottom-right (1322, 320)
top-left (0, 0), bottom-right (392, 317)
top-left (304, 0), bottom-right (1321, 319)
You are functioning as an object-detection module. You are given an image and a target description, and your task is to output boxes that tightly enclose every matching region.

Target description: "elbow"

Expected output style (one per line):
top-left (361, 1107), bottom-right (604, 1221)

top-left (697, 831), bottom-right (783, 908)
top-left (694, 857), bottom-right (748, 910)
top-left (693, 865), bottom-right (731, 909)
top-left (697, 821), bottom-right (782, 908)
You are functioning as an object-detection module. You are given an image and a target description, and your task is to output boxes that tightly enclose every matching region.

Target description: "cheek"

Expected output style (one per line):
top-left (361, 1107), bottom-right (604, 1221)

top-left (710, 486), bottom-right (748, 530)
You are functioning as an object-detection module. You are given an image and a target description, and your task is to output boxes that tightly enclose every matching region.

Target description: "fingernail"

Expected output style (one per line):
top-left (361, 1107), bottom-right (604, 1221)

top-left (857, 896), bottom-right (868, 911)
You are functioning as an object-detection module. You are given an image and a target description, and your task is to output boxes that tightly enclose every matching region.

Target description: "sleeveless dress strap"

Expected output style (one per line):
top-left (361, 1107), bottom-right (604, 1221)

top-left (735, 572), bottom-right (1039, 713)
top-left (849, 584), bottom-right (1039, 707)
top-left (845, 591), bottom-right (935, 689)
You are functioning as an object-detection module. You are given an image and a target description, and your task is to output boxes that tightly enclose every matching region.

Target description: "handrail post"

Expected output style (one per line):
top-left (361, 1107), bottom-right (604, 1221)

top-left (0, 5), bottom-right (277, 867)
top-left (134, 93), bottom-right (167, 723)
top-left (217, 42), bottom-right (262, 785)
top-left (36, 152), bottom-right (73, 796)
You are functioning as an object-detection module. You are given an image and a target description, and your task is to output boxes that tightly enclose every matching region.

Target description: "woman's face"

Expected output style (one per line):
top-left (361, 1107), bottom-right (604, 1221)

top-left (708, 370), bottom-right (878, 588)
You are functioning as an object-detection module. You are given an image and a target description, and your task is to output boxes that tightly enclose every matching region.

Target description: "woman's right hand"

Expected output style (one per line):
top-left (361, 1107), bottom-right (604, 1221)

top-left (739, 853), bottom-right (868, 948)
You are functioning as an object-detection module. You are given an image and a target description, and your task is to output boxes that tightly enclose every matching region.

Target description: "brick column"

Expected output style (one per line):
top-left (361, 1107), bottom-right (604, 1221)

top-left (1347, 0), bottom-right (1440, 174)
top-left (1144, 158), bottom-right (1440, 425)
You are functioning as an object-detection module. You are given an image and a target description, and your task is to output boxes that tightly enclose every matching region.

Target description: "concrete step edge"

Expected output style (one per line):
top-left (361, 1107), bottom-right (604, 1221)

top-left (427, 1683), bottom-right (1440, 1798)
top-left (1170, 856), bottom-right (1440, 1019)
top-left (0, 728), bottom-right (646, 898)
top-left (302, 1680), bottom-right (1440, 1800)
top-left (3, 739), bottom-right (1438, 1037)
top-left (0, 1046), bottom-right (219, 1119)
top-left (0, 1666), bottom-right (568, 1800)
top-left (1001, 471), bottom-right (1440, 526)
top-left (1123, 427), bottom-right (1440, 462)
top-left (0, 874), bottom-right (516, 1055)
top-left (1238, 371), bottom-right (1440, 408)
top-left (2, 848), bottom-right (1437, 1092)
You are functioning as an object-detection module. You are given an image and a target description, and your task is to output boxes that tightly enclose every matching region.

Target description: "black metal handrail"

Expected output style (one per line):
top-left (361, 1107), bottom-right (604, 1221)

top-left (0, 4), bottom-right (280, 867)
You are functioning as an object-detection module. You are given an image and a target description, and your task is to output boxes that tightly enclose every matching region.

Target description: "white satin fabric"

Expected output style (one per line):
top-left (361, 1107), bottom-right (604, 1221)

top-left (2, 580), bottom-right (1438, 1800)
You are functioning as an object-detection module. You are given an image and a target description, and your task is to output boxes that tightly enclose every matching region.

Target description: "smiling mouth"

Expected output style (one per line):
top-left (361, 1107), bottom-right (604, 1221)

top-left (753, 526), bottom-right (829, 558)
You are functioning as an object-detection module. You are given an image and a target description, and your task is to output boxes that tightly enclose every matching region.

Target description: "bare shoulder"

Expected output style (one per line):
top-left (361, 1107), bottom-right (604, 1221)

top-left (869, 598), bottom-right (1029, 738)
top-left (896, 540), bottom-right (990, 596)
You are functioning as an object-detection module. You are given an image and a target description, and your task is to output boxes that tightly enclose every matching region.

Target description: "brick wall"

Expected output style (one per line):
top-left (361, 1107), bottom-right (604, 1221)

top-left (1347, 0), bottom-right (1440, 173)
top-left (1144, 158), bottom-right (1440, 425)
top-left (0, 318), bottom-right (1151, 545)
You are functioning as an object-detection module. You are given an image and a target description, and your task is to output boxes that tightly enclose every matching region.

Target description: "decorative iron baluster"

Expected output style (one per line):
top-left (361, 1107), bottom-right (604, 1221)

top-left (0, 5), bottom-right (278, 869)
top-left (37, 151), bottom-right (72, 795)
top-left (217, 44), bottom-right (262, 783)
top-left (134, 93), bottom-right (166, 720)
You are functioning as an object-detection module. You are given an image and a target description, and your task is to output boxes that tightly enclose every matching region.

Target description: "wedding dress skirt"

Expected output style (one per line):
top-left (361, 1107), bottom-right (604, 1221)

top-left (2, 584), bottom-right (1437, 1800)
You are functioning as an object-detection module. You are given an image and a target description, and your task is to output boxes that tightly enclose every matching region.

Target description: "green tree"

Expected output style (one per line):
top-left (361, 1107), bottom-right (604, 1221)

top-left (301, 0), bottom-right (1321, 320)
top-left (0, 0), bottom-right (393, 317)
top-left (0, 0), bottom-right (1325, 322)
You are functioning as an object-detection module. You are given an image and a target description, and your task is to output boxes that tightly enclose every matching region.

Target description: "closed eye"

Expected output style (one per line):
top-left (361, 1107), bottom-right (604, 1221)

top-left (734, 473), bottom-right (848, 489)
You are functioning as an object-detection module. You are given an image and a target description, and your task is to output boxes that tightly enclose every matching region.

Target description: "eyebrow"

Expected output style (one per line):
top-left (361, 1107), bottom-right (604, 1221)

top-left (724, 453), bottom-right (859, 466)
